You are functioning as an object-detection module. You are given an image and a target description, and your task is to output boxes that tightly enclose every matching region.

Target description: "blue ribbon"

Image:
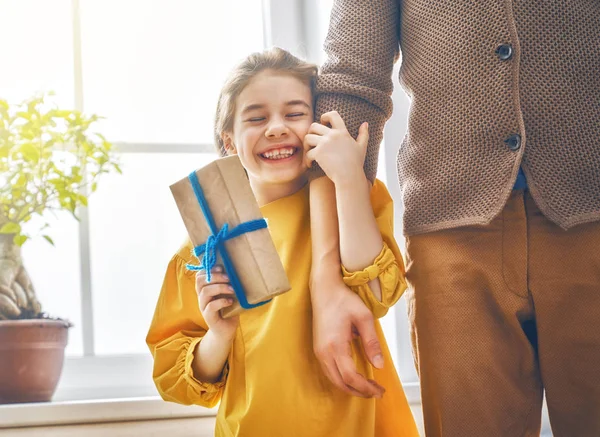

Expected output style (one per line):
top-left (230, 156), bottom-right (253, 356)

top-left (185, 170), bottom-right (270, 310)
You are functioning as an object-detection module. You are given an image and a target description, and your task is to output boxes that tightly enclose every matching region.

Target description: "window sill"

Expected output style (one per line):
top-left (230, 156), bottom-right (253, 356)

top-left (0, 384), bottom-right (421, 429)
top-left (0, 397), bottom-right (217, 429)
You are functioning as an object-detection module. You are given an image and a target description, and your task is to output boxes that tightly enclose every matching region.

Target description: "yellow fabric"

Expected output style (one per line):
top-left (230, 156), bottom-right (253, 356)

top-left (342, 242), bottom-right (406, 319)
top-left (146, 179), bottom-right (418, 437)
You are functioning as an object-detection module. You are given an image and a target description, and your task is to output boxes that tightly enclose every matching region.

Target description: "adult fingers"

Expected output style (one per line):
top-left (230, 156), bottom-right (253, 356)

top-left (354, 312), bottom-right (385, 369)
top-left (334, 344), bottom-right (384, 398)
top-left (320, 358), bottom-right (370, 398)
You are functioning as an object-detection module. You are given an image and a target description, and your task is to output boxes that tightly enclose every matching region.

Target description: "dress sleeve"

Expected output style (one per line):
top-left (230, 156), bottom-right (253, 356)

top-left (146, 244), bottom-right (228, 407)
top-left (341, 181), bottom-right (407, 318)
top-left (342, 242), bottom-right (406, 318)
top-left (311, 0), bottom-right (401, 182)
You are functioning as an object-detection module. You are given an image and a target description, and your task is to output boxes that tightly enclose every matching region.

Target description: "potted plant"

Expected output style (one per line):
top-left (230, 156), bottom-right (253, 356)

top-left (0, 94), bottom-right (120, 404)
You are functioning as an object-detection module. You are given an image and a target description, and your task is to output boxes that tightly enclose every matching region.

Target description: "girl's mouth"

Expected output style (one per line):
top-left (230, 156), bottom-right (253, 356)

top-left (259, 146), bottom-right (300, 162)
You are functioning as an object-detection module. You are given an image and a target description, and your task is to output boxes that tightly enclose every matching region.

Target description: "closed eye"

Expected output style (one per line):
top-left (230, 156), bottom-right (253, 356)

top-left (246, 117), bottom-right (265, 122)
top-left (287, 113), bottom-right (306, 118)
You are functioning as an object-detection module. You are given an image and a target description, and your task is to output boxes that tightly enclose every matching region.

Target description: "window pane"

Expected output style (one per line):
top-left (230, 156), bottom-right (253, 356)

top-left (80, 0), bottom-right (264, 144)
top-left (0, 0), bottom-right (74, 106)
top-left (88, 152), bottom-right (218, 355)
top-left (21, 213), bottom-right (84, 357)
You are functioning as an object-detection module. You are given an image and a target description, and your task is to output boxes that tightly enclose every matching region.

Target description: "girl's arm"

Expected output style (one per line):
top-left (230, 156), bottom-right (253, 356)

top-left (334, 172), bottom-right (383, 301)
top-left (191, 330), bottom-right (233, 383)
top-left (306, 116), bottom-right (406, 313)
top-left (146, 245), bottom-right (236, 407)
top-left (341, 180), bottom-right (408, 318)
top-left (306, 115), bottom-right (383, 301)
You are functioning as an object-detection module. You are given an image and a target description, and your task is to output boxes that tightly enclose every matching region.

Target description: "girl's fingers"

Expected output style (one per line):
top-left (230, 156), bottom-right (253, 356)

top-left (304, 148), bottom-right (317, 168)
top-left (308, 122), bottom-right (330, 135)
top-left (196, 271), bottom-right (230, 291)
top-left (198, 284), bottom-right (235, 312)
top-left (204, 297), bottom-right (234, 315)
top-left (320, 111), bottom-right (346, 131)
top-left (303, 133), bottom-right (321, 149)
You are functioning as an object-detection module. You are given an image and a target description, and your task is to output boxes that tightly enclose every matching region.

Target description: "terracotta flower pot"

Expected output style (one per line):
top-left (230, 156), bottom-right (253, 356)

top-left (0, 319), bottom-right (70, 404)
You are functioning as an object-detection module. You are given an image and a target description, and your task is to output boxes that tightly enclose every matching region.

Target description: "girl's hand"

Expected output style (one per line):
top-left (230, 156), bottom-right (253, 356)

top-left (196, 266), bottom-right (239, 341)
top-left (303, 111), bottom-right (369, 187)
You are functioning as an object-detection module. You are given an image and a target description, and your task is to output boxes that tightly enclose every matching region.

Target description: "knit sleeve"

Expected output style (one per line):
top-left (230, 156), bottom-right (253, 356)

top-left (311, 0), bottom-right (400, 182)
top-left (146, 244), bottom-right (228, 408)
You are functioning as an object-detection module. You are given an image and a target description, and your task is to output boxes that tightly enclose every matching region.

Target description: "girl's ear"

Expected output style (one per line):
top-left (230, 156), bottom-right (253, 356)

top-left (221, 133), bottom-right (237, 155)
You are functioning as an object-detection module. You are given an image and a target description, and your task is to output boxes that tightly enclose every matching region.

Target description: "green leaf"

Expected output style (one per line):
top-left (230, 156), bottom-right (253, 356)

top-left (19, 143), bottom-right (40, 163)
top-left (13, 234), bottom-right (28, 246)
top-left (76, 193), bottom-right (88, 206)
top-left (16, 111), bottom-right (32, 121)
top-left (0, 93), bottom-right (121, 224)
top-left (13, 173), bottom-right (28, 188)
top-left (0, 222), bottom-right (21, 234)
top-left (49, 109), bottom-right (72, 118)
top-left (0, 144), bottom-right (10, 158)
top-left (42, 235), bottom-right (55, 246)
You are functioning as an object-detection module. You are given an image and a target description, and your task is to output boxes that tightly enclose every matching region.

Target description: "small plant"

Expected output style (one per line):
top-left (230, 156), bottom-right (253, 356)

top-left (0, 93), bottom-right (121, 320)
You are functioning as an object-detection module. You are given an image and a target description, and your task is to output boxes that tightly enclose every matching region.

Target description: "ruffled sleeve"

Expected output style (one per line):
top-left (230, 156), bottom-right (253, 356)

top-left (341, 180), bottom-right (408, 318)
top-left (146, 241), bottom-right (228, 407)
top-left (342, 242), bottom-right (407, 318)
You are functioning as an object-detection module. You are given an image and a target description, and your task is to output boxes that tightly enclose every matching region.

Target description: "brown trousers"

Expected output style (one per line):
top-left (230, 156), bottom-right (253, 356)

top-left (405, 190), bottom-right (600, 437)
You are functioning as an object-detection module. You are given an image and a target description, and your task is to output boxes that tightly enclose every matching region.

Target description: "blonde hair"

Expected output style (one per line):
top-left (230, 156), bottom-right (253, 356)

top-left (214, 47), bottom-right (318, 156)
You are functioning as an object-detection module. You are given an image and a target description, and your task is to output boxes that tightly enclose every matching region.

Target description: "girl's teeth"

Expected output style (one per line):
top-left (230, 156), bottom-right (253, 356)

top-left (263, 148), bottom-right (295, 159)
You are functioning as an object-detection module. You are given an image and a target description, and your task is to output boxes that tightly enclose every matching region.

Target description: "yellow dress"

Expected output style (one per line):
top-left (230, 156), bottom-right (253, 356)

top-left (146, 180), bottom-right (419, 437)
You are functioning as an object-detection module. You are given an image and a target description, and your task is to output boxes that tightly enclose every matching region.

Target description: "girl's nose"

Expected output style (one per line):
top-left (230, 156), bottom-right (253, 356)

top-left (265, 118), bottom-right (289, 139)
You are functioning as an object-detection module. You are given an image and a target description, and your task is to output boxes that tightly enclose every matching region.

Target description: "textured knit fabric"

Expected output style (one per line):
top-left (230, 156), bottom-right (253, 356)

top-left (404, 190), bottom-right (600, 437)
top-left (314, 0), bottom-right (600, 235)
top-left (146, 181), bottom-right (419, 437)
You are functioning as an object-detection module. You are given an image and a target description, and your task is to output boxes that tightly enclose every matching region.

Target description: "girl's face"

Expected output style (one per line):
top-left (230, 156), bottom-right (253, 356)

top-left (223, 70), bottom-right (313, 204)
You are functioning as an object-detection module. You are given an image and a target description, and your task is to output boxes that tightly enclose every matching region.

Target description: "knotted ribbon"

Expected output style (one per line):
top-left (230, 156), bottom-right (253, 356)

top-left (185, 170), bottom-right (270, 310)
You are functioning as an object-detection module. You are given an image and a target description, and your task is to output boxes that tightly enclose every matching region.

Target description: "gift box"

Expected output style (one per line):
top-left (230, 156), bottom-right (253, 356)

top-left (170, 155), bottom-right (291, 318)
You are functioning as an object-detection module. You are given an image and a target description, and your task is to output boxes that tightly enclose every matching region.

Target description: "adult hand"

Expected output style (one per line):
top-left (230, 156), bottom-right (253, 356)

top-left (311, 272), bottom-right (385, 398)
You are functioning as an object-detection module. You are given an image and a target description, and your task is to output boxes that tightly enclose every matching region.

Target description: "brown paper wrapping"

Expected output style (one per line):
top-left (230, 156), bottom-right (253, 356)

top-left (170, 155), bottom-right (291, 318)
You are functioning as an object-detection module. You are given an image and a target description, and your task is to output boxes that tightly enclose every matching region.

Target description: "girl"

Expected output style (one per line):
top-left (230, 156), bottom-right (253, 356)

top-left (146, 48), bottom-right (418, 437)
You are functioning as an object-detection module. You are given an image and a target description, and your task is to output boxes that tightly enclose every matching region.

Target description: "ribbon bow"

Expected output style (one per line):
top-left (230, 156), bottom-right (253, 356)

top-left (186, 219), bottom-right (268, 283)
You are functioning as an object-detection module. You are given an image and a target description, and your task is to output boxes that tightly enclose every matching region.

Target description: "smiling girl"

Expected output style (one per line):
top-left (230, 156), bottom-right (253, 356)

top-left (146, 48), bottom-right (418, 437)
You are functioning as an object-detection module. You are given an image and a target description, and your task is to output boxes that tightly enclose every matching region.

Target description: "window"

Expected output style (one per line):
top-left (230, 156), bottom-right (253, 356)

top-left (3, 0), bottom-right (263, 399)
top-left (2, 0), bottom-right (417, 401)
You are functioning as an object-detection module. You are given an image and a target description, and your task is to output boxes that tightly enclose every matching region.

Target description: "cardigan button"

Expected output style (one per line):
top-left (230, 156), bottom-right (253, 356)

top-left (496, 44), bottom-right (513, 61)
top-left (505, 134), bottom-right (521, 151)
